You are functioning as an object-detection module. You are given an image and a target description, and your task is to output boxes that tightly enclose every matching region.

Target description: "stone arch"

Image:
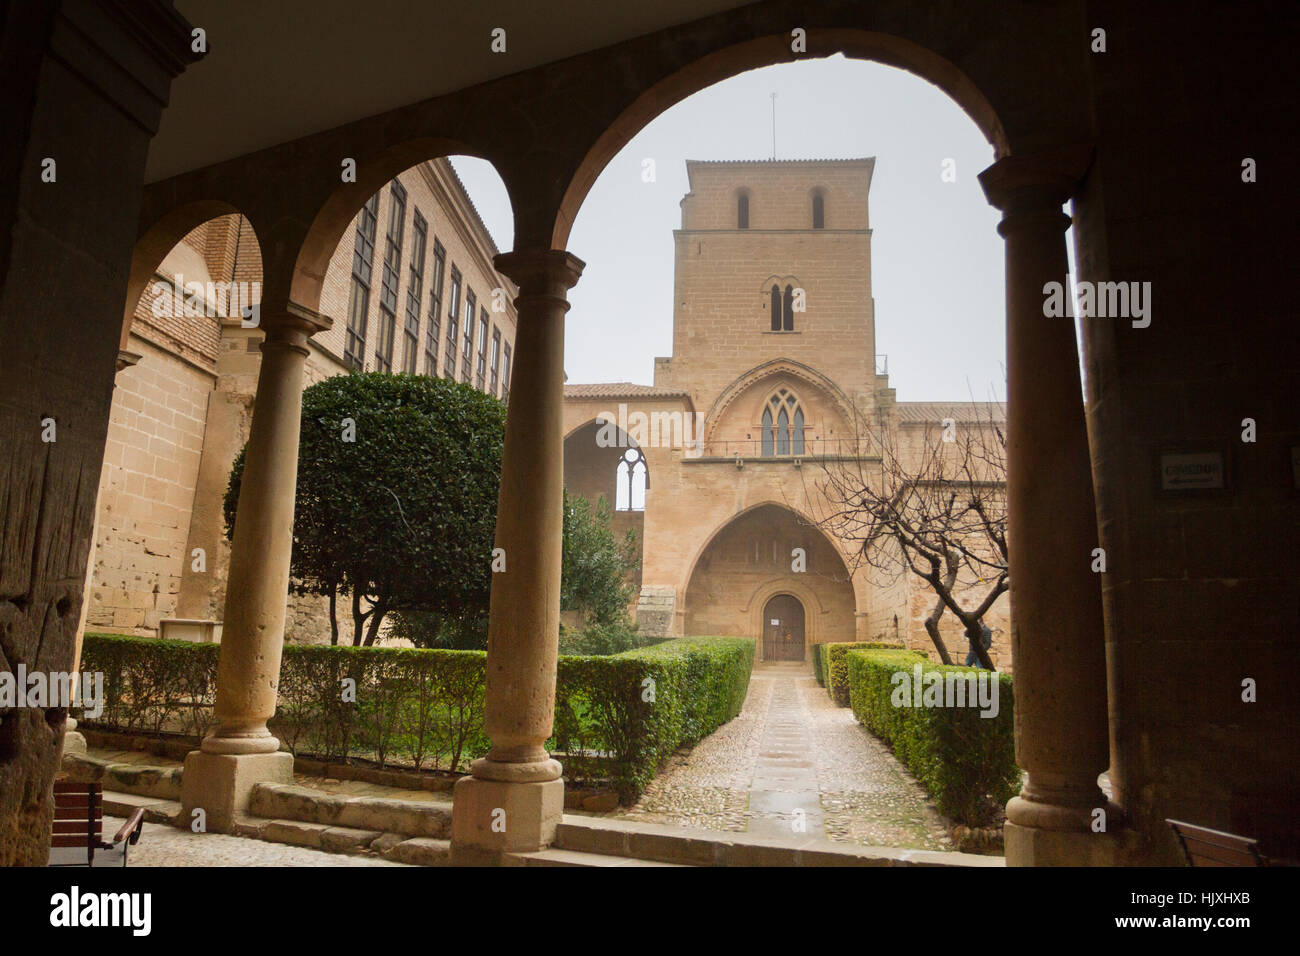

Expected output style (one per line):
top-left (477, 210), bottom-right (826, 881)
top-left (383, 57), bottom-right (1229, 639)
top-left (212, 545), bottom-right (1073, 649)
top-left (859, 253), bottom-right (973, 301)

top-left (288, 138), bottom-right (507, 315)
top-left (122, 199), bottom-right (260, 353)
top-left (563, 418), bottom-right (647, 576)
top-left (682, 502), bottom-right (857, 652)
top-left (702, 358), bottom-right (857, 448)
top-left (553, 29), bottom-right (1009, 248)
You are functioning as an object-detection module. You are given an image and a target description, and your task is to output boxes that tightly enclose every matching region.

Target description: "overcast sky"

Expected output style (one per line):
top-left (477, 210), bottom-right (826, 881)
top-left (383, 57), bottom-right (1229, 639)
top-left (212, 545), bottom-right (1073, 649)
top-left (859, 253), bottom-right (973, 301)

top-left (451, 55), bottom-right (1012, 403)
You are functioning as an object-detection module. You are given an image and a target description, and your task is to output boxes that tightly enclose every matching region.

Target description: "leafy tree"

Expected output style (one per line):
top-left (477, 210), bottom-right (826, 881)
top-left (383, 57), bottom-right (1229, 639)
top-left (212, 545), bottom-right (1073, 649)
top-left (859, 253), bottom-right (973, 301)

top-left (226, 373), bottom-right (642, 650)
top-left (225, 373), bottom-right (505, 646)
top-left (561, 491), bottom-right (639, 628)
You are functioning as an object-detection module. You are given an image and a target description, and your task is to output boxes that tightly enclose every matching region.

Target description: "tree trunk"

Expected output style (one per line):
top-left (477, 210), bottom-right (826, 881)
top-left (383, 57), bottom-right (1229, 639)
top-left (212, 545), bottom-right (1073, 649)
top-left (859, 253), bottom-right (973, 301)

top-left (328, 585), bottom-right (339, 646)
top-left (923, 594), bottom-right (954, 664)
top-left (963, 618), bottom-right (996, 671)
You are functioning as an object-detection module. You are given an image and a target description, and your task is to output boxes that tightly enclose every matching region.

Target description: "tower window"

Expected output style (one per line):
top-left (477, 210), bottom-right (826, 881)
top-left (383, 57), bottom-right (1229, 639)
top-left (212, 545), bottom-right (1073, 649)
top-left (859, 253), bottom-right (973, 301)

top-left (616, 447), bottom-right (647, 511)
top-left (737, 193), bottom-right (749, 229)
top-left (812, 193), bottom-right (825, 229)
top-left (770, 284), bottom-right (781, 331)
top-left (760, 389), bottom-right (805, 457)
top-left (782, 284), bottom-right (794, 331)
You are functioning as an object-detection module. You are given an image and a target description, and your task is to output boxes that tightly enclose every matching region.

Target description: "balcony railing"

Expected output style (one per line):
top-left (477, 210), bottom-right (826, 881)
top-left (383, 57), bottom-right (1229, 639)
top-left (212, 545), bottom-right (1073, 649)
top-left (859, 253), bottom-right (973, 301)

top-left (688, 438), bottom-right (876, 459)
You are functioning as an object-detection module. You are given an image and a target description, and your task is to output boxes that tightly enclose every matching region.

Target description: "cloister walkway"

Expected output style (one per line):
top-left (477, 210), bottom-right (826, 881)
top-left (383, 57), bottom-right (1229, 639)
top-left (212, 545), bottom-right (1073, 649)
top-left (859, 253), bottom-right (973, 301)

top-left (610, 662), bottom-right (954, 850)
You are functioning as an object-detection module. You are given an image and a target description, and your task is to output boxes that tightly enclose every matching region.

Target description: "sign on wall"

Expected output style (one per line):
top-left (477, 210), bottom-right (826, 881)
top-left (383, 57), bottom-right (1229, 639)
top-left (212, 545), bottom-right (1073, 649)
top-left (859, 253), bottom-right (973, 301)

top-left (1157, 448), bottom-right (1229, 495)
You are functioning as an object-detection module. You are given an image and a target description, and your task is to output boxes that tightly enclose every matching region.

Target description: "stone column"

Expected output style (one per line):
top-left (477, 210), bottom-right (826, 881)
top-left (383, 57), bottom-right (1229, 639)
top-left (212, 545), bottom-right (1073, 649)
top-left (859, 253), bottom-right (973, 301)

top-left (979, 148), bottom-right (1116, 865)
top-left (62, 349), bottom-right (145, 761)
top-left (451, 249), bottom-right (584, 863)
top-left (180, 305), bottom-right (327, 832)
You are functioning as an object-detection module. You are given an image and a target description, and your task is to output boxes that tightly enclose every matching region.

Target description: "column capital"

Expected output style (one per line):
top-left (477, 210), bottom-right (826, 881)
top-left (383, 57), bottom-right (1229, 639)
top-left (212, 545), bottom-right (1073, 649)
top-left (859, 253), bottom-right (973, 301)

top-left (493, 249), bottom-right (585, 298)
top-left (978, 144), bottom-right (1095, 217)
top-left (257, 301), bottom-right (331, 355)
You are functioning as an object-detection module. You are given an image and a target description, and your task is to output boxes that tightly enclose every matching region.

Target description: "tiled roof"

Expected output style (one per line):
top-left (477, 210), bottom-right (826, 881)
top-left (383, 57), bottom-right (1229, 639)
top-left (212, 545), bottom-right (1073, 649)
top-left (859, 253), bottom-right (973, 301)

top-left (895, 401), bottom-right (1006, 424)
top-left (564, 382), bottom-right (692, 400)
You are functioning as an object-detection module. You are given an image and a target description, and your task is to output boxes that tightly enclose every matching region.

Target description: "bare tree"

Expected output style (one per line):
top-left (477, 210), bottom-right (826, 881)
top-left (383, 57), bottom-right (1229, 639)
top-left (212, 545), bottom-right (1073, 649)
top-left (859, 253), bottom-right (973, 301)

top-left (803, 402), bottom-right (1008, 669)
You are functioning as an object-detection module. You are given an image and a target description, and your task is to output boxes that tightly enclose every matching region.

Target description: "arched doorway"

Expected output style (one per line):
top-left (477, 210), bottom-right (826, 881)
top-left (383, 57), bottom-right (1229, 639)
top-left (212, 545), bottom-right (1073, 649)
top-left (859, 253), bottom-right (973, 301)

top-left (763, 594), bottom-right (805, 662)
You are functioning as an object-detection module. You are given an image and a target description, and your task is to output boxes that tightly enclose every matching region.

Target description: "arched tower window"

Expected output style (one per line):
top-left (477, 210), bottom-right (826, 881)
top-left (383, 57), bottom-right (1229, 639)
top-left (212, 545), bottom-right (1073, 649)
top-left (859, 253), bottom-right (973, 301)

top-left (616, 446), bottom-right (647, 511)
top-left (770, 284), bottom-right (781, 331)
top-left (812, 193), bottom-right (825, 229)
top-left (737, 192), bottom-right (749, 229)
top-left (760, 389), bottom-right (805, 457)
top-left (782, 284), bottom-right (794, 331)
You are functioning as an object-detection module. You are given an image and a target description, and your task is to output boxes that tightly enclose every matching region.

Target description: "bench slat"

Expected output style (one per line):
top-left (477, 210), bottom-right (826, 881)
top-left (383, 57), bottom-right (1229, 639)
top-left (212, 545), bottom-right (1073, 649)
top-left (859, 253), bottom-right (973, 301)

top-left (51, 820), bottom-right (102, 835)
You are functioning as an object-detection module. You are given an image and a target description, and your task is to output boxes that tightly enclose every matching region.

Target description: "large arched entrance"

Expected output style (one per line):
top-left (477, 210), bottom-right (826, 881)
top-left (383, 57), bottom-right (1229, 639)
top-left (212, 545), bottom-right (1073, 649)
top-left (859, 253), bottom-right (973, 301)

top-left (763, 594), bottom-right (806, 662)
top-left (683, 503), bottom-right (856, 659)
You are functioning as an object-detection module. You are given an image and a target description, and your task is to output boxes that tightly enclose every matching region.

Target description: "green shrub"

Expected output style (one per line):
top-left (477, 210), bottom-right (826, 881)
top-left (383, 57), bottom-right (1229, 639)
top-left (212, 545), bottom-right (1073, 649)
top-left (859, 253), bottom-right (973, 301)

top-left (80, 632), bottom-right (753, 802)
top-left (824, 641), bottom-right (905, 706)
top-left (812, 643), bottom-right (826, 686)
top-left (846, 647), bottom-right (1019, 825)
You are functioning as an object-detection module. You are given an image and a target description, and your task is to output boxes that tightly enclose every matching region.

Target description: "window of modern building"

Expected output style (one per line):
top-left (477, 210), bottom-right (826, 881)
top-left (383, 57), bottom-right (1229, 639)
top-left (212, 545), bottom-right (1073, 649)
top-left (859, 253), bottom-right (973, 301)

top-left (445, 266), bottom-right (461, 379)
top-left (461, 289), bottom-right (475, 383)
top-left (375, 181), bottom-right (406, 373)
top-left (403, 209), bottom-right (426, 375)
top-left (502, 343), bottom-right (512, 403)
top-left (616, 446), bottom-right (647, 512)
top-left (489, 326), bottom-right (501, 396)
top-left (425, 239), bottom-right (445, 375)
top-left (812, 192), bottom-right (825, 229)
top-left (760, 388), bottom-right (805, 456)
top-left (737, 192), bottom-right (749, 229)
top-left (344, 193), bottom-right (379, 370)
top-left (782, 284), bottom-right (795, 331)
top-left (476, 310), bottom-right (488, 390)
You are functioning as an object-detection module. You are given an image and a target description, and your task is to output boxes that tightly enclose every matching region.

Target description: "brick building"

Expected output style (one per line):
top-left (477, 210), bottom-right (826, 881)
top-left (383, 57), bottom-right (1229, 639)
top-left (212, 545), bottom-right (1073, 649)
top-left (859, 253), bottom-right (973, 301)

top-left (86, 159), bottom-right (518, 642)
top-left (563, 159), bottom-right (1010, 666)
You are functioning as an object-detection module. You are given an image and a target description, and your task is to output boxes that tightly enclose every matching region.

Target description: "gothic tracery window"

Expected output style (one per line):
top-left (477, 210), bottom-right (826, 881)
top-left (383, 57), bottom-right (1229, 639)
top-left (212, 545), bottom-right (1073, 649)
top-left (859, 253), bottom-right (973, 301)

top-left (616, 446), bottom-right (647, 511)
top-left (760, 389), bottom-right (805, 457)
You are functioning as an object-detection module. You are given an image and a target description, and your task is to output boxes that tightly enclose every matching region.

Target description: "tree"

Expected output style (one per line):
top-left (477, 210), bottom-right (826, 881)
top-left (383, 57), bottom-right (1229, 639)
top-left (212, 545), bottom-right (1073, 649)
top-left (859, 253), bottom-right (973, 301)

top-left (561, 491), bottom-right (639, 628)
top-left (804, 403), bottom-right (1008, 669)
top-left (225, 373), bottom-right (506, 646)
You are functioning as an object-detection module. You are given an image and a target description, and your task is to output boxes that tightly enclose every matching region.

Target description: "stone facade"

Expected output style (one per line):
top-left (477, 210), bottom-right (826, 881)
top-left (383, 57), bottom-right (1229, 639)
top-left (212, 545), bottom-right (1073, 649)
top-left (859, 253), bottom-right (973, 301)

top-left (563, 160), bottom-right (1011, 667)
top-left (87, 159), bottom-right (518, 644)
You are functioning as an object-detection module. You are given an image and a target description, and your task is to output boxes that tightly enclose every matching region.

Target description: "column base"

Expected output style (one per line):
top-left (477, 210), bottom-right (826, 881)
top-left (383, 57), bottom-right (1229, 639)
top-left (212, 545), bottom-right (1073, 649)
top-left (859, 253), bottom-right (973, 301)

top-left (449, 775), bottom-right (564, 864)
top-left (1005, 820), bottom-right (1132, 866)
top-left (179, 750), bottom-right (293, 833)
top-left (60, 717), bottom-right (87, 758)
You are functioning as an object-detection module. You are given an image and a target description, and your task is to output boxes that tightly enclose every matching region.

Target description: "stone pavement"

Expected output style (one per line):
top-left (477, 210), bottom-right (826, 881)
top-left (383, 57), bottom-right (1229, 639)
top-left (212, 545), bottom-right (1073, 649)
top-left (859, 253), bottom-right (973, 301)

top-left (611, 662), bottom-right (954, 851)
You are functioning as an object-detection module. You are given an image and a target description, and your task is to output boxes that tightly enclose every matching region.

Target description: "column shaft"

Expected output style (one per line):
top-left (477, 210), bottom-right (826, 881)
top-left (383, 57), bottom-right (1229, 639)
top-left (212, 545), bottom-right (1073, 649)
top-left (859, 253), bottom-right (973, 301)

top-left (980, 149), bottom-right (1111, 853)
top-left (203, 312), bottom-right (318, 754)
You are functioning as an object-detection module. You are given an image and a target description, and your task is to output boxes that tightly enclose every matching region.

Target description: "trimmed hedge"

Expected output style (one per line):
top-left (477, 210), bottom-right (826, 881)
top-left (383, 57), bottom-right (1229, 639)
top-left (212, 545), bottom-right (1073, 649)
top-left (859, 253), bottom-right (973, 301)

top-left (846, 647), bottom-right (1019, 825)
top-left (80, 632), bottom-right (752, 802)
top-left (824, 641), bottom-right (906, 706)
top-left (812, 643), bottom-right (827, 686)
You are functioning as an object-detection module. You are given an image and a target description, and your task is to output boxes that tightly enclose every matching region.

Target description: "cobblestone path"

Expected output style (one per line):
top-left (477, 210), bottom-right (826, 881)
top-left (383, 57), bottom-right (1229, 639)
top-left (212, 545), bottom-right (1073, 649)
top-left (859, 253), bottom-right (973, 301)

top-left (611, 662), bottom-right (954, 850)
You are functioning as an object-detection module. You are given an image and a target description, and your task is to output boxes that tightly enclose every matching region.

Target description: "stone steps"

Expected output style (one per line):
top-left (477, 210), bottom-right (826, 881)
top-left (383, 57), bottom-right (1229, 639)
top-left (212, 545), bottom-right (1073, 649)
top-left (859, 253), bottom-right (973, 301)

top-left (552, 815), bottom-right (1004, 867)
top-left (507, 847), bottom-right (685, 867)
top-left (102, 790), bottom-right (182, 826)
top-left (248, 782), bottom-right (452, 838)
top-left (63, 751), bottom-right (183, 800)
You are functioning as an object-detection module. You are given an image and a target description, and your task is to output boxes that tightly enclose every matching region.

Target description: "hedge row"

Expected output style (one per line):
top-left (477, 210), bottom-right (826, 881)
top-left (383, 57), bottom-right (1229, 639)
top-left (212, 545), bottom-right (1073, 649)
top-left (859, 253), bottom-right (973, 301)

top-left (80, 632), bottom-right (753, 802)
top-left (846, 647), bottom-right (1019, 825)
top-left (812, 643), bottom-right (827, 686)
top-left (823, 641), bottom-right (906, 706)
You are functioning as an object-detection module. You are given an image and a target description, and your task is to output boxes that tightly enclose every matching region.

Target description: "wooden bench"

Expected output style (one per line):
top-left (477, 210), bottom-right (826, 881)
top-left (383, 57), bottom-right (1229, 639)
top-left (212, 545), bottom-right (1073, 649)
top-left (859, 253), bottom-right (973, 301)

top-left (1167, 819), bottom-right (1266, 867)
top-left (48, 781), bottom-right (145, 867)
